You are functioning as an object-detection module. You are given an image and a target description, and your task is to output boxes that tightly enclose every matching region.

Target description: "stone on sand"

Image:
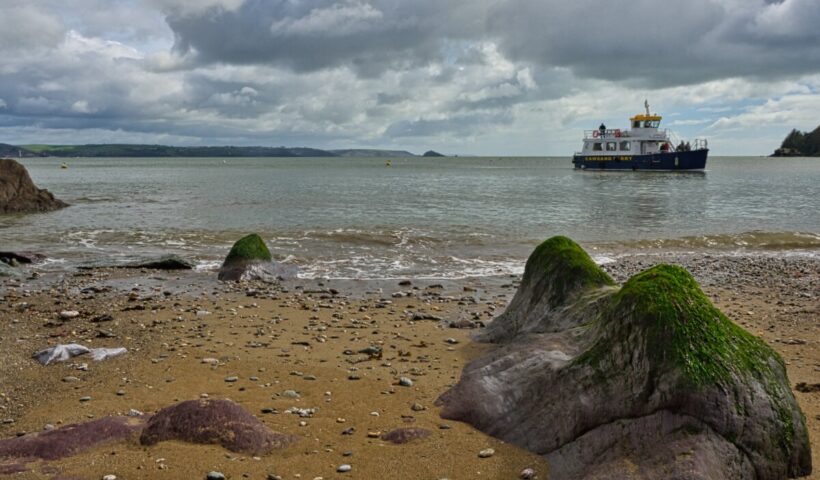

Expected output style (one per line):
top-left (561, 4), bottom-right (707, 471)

top-left (139, 399), bottom-right (295, 455)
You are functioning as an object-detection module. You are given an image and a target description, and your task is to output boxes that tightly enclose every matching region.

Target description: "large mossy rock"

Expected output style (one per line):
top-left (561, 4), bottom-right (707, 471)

top-left (0, 158), bottom-right (67, 214)
top-left (218, 233), bottom-right (296, 282)
top-left (437, 236), bottom-right (811, 480)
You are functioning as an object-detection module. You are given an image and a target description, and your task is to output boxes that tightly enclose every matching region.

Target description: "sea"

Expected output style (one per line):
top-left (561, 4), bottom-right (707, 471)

top-left (2, 156), bottom-right (819, 279)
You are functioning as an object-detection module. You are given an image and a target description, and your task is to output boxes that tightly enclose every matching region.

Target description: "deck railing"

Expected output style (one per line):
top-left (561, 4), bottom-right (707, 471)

top-left (583, 129), bottom-right (669, 140)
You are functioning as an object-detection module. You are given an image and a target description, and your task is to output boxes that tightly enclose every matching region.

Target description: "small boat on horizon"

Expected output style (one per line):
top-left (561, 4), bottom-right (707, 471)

top-left (572, 101), bottom-right (708, 171)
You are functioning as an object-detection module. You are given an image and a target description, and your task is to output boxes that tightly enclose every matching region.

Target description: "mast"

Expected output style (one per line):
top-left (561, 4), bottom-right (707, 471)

top-left (644, 99), bottom-right (650, 116)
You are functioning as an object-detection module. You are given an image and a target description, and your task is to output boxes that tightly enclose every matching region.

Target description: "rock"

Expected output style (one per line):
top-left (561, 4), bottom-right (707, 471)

top-left (381, 428), bottom-right (432, 444)
top-left (218, 233), bottom-right (297, 282)
top-left (0, 158), bottom-right (68, 214)
top-left (206, 472), bottom-right (226, 480)
top-left (796, 382), bottom-right (820, 393)
top-left (0, 251), bottom-right (46, 265)
top-left (0, 416), bottom-right (144, 463)
top-left (519, 468), bottom-right (536, 479)
top-left (398, 377), bottom-right (413, 387)
top-left (59, 310), bottom-right (80, 319)
top-left (124, 255), bottom-right (195, 270)
top-left (139, 399), bottom-right (295, 455)
top-left (478, 448), bottom-right (495, 458)
top-left (337, 464), bottom-right (352, 473)
top-left (437, 236), bottom-right (811, 480)
top-left (102, 475), bottom-right (117, 480)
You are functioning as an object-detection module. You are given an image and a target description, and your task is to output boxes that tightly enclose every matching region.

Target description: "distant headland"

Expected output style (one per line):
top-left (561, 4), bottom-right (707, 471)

top-left (771, 126), bottom-right (820, 157)
top-left (0, 143), bottom-right (447, 158)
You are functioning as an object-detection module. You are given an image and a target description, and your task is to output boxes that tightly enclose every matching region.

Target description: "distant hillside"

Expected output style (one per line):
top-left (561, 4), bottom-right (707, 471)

top-left (422, 150), bottom-right (445, 157)
top-left (330, 149), bottom-right (416, 157)
top-left (20, 144), bottom-right (336, 158)
top-left (772, 126), bottom-right (820, 157)
top-left (0, 143), bottom-right (37, 157)
top-left (5, 144), bottom-right (424, 158)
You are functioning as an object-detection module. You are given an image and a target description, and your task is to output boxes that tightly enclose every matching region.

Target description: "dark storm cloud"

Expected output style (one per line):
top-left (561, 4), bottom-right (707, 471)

top-left (165, 0), bottom-right (820, 86)
top-left (166, 0), bottom-right (464, 75)
top-left (488, 0), bottom-right (820, 86)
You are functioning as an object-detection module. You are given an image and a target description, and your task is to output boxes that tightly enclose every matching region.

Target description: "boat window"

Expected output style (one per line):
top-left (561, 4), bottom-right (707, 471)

top-left (619, 141), bottom-right (631, 151)
top-left (593, 142), bottom-right (603, 151)
top-left (606, 142), bottom-right (617, 151)
top-left (633, 120), bottom-right (640, 128)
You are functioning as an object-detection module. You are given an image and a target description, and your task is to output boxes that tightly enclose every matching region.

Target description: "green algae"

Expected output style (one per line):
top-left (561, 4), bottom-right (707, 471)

top-left (523, 236), bottom-right (615, 306)
top-left (614, 265), bottom-right (781, 387)
top-left (225, 234), bottom-right (272, 263)
top-left (573, 263), bottom-right (798, 457)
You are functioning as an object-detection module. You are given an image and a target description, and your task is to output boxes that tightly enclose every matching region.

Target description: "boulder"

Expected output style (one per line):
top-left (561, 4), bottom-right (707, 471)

top-left (218, 233), bottom-right (297, 282)
top-left (437, 236), bottom-right (811, 480)
top-left (139, 399), bottom-right (295, 455)
top-left (0, 416), bottom-right (144, 463)
top-left (124, 255), bottom-right (195, 270)
top-left (0, 251), bottom-right (46, 265)
top-left (0, 158), bottom-right (67, 214)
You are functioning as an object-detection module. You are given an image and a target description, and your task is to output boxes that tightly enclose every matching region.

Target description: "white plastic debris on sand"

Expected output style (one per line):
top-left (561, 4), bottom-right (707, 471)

top-left (33, 344), bottom-right (127, 365)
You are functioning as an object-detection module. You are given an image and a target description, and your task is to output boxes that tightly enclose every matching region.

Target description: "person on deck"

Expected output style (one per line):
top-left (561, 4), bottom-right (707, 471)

top-left (599, 123), bottom-right (606, 138)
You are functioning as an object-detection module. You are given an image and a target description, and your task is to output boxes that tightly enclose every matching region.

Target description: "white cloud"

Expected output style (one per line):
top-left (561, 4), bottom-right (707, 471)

top-left (271, 2), bottom-right (383, 36)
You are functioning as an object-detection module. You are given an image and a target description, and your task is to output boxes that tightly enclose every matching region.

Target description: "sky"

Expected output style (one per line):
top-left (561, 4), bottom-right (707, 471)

top-left (0, 0), bottom-right (819, 156)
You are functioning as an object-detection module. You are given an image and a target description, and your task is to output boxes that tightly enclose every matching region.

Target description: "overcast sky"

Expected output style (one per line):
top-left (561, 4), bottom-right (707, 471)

top-left (1, 0), bottom-right (818, 155)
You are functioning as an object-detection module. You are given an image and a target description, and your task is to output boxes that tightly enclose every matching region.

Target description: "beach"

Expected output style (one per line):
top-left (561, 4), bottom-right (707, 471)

top-left (1, 251), bottom-right (817, 479)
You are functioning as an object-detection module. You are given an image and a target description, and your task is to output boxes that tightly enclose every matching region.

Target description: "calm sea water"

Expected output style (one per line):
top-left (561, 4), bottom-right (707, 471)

top-left (2, 156), bottom-right (819, 278)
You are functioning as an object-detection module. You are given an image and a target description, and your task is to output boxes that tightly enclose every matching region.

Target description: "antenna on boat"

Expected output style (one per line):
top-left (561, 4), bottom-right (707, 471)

top-left (644, 99), bottom-right (650, 116)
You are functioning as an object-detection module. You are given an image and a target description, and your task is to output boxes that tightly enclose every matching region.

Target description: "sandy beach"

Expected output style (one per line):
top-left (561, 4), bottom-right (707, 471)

top-left (0, 252), bottom-right (816, 479)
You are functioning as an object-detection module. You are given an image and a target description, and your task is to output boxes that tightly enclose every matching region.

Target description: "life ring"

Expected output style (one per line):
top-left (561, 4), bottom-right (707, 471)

top-left (592, 130), bottom-right (600, 138)
top-left (614, 129), bottom-right (621, 138)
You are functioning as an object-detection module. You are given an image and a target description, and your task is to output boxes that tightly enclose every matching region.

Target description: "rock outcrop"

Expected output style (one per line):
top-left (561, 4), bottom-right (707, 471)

top-left (0, 158), bottom-right (67, 214)
top-left (437, 236), bottom-right (811, 480)
top-left (218, 233), bottom-right (297, 282)
top-left (139, 399), bottom-right (295, 454)
top-left (0, 399), bottom-right (294, 474)
top-left (123, 254), bottom-right (195, 270)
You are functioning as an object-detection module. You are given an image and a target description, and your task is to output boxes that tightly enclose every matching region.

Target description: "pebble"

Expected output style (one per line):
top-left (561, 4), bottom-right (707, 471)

top-left (206, 472), bottom-right (226, 480)
top-left (59, 310), bottom-right (80, 319)
top-left (102, 475), bottom-right (117, 480)
top-left (398, 377), bottom-right (413, 387)
top-left (281, 390), bottom-right (300, 398)
top-left (79, 396), bottom-right (92, 402)
top-left (520, 467), bottom-right (537, 479)
top-left (478, 448), bottom-right (495, 458)
top-left (337, 464), bottom-right (352, 473)
top-left (224, 376), bottom-right (239, 383)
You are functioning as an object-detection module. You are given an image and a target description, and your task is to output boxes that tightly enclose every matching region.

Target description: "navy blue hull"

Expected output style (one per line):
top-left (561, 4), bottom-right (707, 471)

top-left (573, 149), bottom-right (708, 171)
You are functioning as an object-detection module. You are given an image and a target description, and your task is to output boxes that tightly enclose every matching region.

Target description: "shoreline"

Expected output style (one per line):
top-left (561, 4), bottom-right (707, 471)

top-left (1, 250), bottom-right (818, 479)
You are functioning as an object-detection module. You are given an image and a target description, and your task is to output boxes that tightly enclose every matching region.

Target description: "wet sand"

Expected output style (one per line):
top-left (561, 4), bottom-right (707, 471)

top-left (0, 253), bottom-right (817, 479)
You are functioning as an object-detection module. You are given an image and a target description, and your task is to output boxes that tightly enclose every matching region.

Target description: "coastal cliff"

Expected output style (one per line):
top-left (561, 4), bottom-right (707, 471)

top-left (772, 126), bottom-right (820, 156)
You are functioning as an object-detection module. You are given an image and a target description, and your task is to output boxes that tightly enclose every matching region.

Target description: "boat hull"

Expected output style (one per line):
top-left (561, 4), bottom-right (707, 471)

top-left (572, 149), bottom-right (708, 171)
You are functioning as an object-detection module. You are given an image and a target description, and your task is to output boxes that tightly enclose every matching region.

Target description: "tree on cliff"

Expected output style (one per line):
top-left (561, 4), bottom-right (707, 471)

top-left (774, 126), bottom-right (820, 156)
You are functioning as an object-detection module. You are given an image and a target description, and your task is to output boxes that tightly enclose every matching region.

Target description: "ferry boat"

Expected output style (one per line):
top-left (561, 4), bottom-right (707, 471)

top-left (573, 101), bottom-right (708, 171)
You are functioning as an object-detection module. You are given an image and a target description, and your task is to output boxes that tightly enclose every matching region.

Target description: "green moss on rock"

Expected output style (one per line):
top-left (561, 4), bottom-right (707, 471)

top-left (614, 264), bottom-right (781, 388)
top-left (224, 234), bottom-right (272, 264)
top-left (523, 236), bottom-right (615, 306)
